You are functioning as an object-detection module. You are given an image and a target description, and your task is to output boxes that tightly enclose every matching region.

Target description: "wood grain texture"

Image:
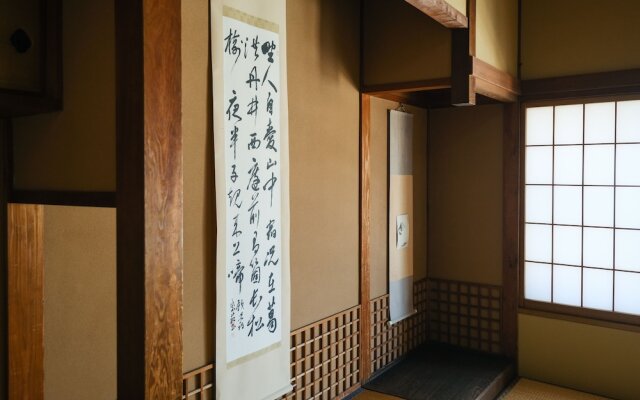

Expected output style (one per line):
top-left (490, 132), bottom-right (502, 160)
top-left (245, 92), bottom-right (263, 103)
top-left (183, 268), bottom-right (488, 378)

top-left (0, 0), bottom-right (62, 117)
top-left (7, 204), bottom-right (44, 400)
top-left (473, 58), bottom-right (520, 103)
top-left (502, 103), bottom-right (519, 359)
top-left (404, 0), bottom-right (468, 28)
top-left (115, 0), bottom-right (183, 398)
top-left (521, 68), bottom-right (640, 101)
top-left (360, 94), bottom-right (372, 383)
top-left (0, 121), bottom-right (9, 399)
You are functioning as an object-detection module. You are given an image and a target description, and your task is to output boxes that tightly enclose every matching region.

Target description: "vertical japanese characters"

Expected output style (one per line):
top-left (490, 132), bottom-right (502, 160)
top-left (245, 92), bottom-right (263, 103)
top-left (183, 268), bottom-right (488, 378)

top-left (223, 16), bottom-right (282, 362)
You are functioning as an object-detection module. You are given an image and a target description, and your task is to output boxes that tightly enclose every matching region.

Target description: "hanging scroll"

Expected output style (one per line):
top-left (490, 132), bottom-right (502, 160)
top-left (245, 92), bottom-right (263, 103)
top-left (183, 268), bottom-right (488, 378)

top-left (212, 1), bottom-right (291, 399)
top-left (388, 109), bottom-right (416, 324)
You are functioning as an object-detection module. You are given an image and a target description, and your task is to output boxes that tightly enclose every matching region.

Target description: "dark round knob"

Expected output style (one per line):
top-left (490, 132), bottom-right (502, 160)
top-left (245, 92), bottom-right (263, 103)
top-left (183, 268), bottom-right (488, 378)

top-left (10, 29), bottom-right (32, 54)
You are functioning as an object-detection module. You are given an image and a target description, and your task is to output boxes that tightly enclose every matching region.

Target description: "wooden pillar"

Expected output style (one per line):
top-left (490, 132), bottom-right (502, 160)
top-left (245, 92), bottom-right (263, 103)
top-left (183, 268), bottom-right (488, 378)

top-left (451, 0), bottom-right (476, 106)
top-left (502, 103), bottom-right (520, 359)
top-left (7, 204), bottom-right (44, 400)
top-left (359, 94), bottom-right (372, 383)
top-left (0, 121), bottom-right (10, 399)
top-left (115, 1), bottom-right (183, 398)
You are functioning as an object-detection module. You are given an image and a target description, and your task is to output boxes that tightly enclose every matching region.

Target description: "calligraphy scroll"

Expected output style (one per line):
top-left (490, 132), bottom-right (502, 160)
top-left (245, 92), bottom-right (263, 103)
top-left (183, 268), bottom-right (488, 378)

top-left (388, 110), bottom-right (416, 324)
top-left (212, 0), bottom-right (291, 399)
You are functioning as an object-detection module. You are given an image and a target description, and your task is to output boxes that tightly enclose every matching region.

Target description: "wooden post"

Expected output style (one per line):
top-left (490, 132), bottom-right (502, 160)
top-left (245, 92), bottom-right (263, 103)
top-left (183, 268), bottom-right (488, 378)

top-left (115, 0), bottom-right (183, 398)
top-left (0, 121), bottom-right (10, 399)
top-left (502, 103), bottom-right (520, 359)
top-left (451, 0), bottom-right (476, 106)
top-left (7, 204), bottom-right (44, 400)
top-left (359, 94), bottom-right (372, 383)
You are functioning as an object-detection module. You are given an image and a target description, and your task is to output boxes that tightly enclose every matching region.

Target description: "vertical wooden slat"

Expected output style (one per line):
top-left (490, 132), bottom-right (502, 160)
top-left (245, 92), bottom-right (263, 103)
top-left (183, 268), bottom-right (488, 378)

top-left (8, 204), bottom-right (44, 400)
top-left (115, 0), bottom-right (183, 398)
top-left (0, 121), bottom-right (10, 399)
top-left (359, 93), bottom-right (372, 383)
top-left (502, 103), bottom-right (520, 358)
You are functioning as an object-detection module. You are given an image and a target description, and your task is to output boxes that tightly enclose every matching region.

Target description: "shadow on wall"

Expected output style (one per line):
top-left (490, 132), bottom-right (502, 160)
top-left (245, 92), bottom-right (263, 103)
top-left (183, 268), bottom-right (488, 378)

top-left (319, 0), bottom-right (360, 87)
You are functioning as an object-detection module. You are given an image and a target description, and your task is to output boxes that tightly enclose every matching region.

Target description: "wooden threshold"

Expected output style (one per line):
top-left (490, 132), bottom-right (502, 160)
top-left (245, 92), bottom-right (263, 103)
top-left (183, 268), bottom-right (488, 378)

top-left (404, 0), bottom-right (468, 28)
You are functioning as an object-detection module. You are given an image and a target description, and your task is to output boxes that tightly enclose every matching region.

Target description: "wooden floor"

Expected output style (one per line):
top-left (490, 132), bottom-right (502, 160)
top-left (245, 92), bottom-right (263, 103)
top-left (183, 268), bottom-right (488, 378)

top-left (363, 343), bottom-right (513, 400)
top-left (502, 379), bottom-right (611, 400)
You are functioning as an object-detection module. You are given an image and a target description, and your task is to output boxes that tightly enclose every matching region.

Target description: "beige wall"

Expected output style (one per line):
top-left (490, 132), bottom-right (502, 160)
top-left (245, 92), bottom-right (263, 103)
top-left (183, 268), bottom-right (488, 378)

top-left (521, 0), bottom-right (640, 79)
top-left (476, 0), bottom-right (518, 77)
top-left (447, 0), bottom-right (466, 16)
top-left (288, 0), bottom-right (361, 329)
top-left (12, 0), bottom-right (116, 191)
top-left (182, 0), bottom-right (215, 373)
top-left (370, 97), bottom-right (428, 299)
top-left (43, 206), bottom-right (116, 400)
top-left (363, 0), bottom-right (451, 86)
top-left (519, 314), bottom-right (640, 400)
top-left (428, 105), bottom-right (503, 285)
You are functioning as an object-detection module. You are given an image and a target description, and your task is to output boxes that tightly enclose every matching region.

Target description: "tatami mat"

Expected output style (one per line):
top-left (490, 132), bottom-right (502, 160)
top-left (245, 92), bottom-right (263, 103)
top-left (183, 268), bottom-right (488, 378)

top-left (503, 379), bottom-right (610, 400)
top-left (353, 390), bottom-right (403, 400)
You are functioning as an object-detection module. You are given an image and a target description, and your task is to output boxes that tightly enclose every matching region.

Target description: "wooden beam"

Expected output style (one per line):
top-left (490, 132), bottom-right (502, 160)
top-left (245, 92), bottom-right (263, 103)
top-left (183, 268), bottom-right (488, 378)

top-left (115, 0), bottom-right (183, 398)
top-left (404, 0), bottom-right (468, 28)
top-left (473, 58), bottom-right (520, 103)
top-left (359, 93), bottom-right (372, 383)
top-left (0, 121), bottom-right (9, 399)
top-left (362, 78), bottom-right (451, 95)
top-left (7, 204), bottom-right (44, 400)
top-left (502, 103), bottom-right (519, 359)
top-left (521, 68), bottom-right (640, 101)
top-left (9, 191), bottom-right (116, 208)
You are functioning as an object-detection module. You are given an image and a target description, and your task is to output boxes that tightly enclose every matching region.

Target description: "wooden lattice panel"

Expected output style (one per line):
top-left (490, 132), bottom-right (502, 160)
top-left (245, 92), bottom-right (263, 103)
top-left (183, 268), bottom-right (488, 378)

top-left (284, 305), bottom-right (361, 400)
top-left (183, 364), bottom-right (214, 400)
top-left (427, 278), bottom-right (502, 354)
top-left (370, 278), bottom-right (429, 374)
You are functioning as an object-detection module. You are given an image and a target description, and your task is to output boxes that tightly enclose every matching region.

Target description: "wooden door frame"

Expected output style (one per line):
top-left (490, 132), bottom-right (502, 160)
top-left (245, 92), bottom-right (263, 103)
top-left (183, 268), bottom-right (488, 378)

top-left (115, 0), bottom-right (183, 398)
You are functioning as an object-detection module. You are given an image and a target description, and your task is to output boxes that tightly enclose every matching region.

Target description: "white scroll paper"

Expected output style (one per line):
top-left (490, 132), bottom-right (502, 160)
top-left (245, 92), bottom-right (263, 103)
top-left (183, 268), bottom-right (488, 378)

top-left (212, 1), bottom-right (291, 399)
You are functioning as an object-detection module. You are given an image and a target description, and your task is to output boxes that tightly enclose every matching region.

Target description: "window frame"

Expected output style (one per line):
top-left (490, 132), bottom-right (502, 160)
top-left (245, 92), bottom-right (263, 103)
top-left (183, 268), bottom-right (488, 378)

top-left (519, 94), bottom-right (640, 327)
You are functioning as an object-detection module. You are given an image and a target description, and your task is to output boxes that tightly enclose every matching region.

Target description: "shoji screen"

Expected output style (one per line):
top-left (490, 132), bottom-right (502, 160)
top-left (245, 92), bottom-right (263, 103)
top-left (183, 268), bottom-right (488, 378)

top-left (524, 100), bottom-right (640, 316)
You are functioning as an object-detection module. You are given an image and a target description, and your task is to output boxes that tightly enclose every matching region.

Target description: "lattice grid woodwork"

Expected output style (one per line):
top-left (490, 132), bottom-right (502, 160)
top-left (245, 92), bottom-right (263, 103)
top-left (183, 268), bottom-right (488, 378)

top-left (182, 306), bottom-right (361, 400)
top-left (427, 278), bottom-right (503, 354)
top-left (182, 364), bottom-right (214, 400)
top-left (284, 305), bottom-right (361, 400)
top-left (370, 278), bottom-right (429, 374)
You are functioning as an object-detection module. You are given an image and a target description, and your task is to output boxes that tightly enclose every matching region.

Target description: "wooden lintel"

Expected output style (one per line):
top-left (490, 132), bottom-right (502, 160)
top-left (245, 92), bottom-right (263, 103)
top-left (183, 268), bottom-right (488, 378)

top-left (404, 0), bottom-right (468, 28)
top-left (115, 0), bottom-right (183, 398)
top-left (472, 57), bottom-right (520, 103)
top-left (521, 68), bottom-right (640, 101)
top-left (7, 204), bottom-right (44, 400)
top-left (362, 78), bottom-right (451, 95)
top-left (9, 190), bottom-right (116, 208)
top-left (359, 93), bottom-right (372, 383)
